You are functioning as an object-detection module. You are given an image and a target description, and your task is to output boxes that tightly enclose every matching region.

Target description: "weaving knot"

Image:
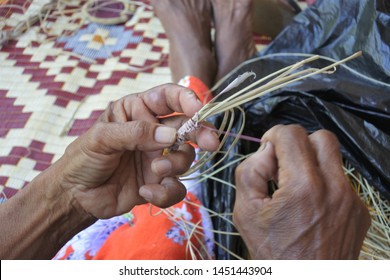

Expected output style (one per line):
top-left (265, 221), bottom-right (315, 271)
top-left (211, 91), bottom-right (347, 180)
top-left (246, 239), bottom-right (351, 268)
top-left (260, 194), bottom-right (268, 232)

top-left (169, 113), bottom-right (199, 151)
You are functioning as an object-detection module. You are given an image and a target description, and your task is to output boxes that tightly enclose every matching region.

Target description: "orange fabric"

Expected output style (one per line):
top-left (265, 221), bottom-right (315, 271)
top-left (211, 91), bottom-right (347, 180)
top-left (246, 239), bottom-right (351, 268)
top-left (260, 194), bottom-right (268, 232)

top-left (179, 75), bottom-right (212, 104)
top-left (93, 193), bottom-right (206, 260)
top-left (57, 245), bottom-right (75, 260)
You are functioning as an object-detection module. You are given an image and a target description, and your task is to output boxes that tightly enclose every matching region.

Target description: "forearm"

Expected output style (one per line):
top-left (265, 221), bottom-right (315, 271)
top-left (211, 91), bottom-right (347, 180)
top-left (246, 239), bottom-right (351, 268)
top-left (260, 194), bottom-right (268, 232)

top-left (0, 158), bottom-right (96, 259)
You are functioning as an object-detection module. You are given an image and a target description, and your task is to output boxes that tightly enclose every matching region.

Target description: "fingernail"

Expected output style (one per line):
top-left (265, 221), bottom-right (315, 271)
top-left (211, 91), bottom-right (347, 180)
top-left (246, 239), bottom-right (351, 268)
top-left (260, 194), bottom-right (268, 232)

top-left (259, 141), bottom-right (268, 152)
top-left (139, 188), bottom-right (153, 202)
top-left (152, 159), bottom-right (172, 176)
top-left (155, 126), bottom-right (177, 144)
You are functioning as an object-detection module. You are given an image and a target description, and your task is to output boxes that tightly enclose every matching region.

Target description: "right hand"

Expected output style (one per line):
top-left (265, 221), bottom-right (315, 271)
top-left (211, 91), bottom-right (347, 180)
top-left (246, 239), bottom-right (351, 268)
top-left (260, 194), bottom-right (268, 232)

top-left (233, 125), bottom-right (371, 259)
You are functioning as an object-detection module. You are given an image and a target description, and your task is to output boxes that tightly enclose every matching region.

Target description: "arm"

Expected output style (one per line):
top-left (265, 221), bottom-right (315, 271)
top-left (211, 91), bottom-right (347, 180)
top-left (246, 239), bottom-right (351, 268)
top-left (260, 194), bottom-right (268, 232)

top-left (0, 158), bottom-right (95, 259)
top-left (0, 84), bottom-right (219, 259)
top-left (233, 124), bottom-right (371, 259)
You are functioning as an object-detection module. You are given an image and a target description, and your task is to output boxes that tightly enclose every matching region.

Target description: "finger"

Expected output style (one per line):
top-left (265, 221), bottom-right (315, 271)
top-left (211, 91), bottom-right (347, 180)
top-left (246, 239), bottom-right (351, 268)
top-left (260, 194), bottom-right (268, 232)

top-left (100, 84), bottom-right (203, 124)
top-left (85, 121), bottom-right (177, 154)
top-left (99, 99), bottom-right (137, 123)
top-left (309, 130), bottom-right (372, 251)
top-left (191, 122), bottom-right (220, 151)
top-left (159, 114), bottom-right (189, 129)
top-left (235, 142), bottom-right (277, 201)
top-left (261, 124), bottom-right (321, 190)
top-left (139, 177), bottom-right (187, 208)
top-left (151, 144), bottom-right (195, 177)
top-left (309, 130), bottom-right (344, 176)
top-left (125, 84), bottom-right (203, 120)
top-left (161, 117), bottom-right (220, 152)
top-left (309, 130), bottom-right (351, 193)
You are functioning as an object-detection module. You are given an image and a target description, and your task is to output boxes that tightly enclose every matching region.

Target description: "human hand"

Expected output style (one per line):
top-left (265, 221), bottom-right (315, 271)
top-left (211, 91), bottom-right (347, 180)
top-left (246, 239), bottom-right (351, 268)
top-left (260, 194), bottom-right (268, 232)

top-left (57, 84), bottom-right (219, 219)
top-left (233, 125), bottom-right (370, 259)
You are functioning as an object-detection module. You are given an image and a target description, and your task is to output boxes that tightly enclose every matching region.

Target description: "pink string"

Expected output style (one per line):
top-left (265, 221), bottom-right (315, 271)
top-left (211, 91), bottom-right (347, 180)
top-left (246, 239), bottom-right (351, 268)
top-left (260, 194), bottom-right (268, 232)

top-left (200, 124), bottom-right (262, 143)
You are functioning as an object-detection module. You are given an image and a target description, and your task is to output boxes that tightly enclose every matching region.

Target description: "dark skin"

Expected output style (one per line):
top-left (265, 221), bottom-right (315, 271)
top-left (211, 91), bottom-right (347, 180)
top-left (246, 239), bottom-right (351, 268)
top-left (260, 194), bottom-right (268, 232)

top-left (151, 0), bottom-right (257, 86)
top-left (234, 125), bottom-right (371, 259)
top-left (0, 0), bottom-right (371, 260)
top-left (0, 84), bottom-right (220, 259)
top-left (152, 0), bottom-right (370, 259)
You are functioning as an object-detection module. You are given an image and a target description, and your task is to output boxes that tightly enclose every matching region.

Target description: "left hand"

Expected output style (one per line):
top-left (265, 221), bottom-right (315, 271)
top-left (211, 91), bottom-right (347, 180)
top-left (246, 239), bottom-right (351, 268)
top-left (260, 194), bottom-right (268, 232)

top-left (56, 84), bottom-right (219, 219)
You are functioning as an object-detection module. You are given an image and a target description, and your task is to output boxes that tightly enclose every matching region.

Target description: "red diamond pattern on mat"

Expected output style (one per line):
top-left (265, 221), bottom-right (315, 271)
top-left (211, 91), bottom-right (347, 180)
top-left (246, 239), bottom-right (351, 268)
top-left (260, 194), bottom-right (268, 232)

top-left (1, 186), bottom-right (19, 201)
top-left (0, 155), bottom-right (19, 166)
top-left (0, 90), bottom-right (32, 138)
top-left (3, 140), bottom-right (54, 171)
top-left (46, 89), bottom-right (84, 107)
top-left (0, 138), bottom-right (55, 193)
top-left (0, 176), bottom-right (8, 186)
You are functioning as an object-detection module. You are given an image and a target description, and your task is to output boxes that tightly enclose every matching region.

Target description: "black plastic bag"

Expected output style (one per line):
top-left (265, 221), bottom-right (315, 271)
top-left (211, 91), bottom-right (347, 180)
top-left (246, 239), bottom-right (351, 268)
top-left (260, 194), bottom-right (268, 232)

top-left (201, 0), bottom-right (390, 259)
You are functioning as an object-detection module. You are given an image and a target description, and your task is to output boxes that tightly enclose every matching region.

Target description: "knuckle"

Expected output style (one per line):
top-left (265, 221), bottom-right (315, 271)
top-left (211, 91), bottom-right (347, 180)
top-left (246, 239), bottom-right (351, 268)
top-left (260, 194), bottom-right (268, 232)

top-left (111, 99), bottom-right (128, 122)
top-left (267, 124), bottom-right (284, 135)
top-left (124, 94), bottom-right (140, 109)
top-left (285, 124), bottom-right (308, 137)
top-left (129, 120), bottom-right (150, 140)
top-left (270, 124), bottom-right (308, 140)
top-left (311, 129), bottom-right (340, 148)
top-left (88, 122), bottom-right (107, 149)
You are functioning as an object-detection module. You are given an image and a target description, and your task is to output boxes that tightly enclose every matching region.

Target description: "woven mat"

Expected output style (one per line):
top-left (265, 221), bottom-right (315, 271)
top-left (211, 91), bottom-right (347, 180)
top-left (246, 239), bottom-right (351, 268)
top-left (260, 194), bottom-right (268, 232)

top-left (0, 0), bottom-right (275, 201)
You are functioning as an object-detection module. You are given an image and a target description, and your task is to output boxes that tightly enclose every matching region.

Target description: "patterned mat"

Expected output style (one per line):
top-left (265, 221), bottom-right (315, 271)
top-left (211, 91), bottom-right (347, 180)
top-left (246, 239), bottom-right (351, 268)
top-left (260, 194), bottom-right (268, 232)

top-left (0, 0), bottom-right (275, 201)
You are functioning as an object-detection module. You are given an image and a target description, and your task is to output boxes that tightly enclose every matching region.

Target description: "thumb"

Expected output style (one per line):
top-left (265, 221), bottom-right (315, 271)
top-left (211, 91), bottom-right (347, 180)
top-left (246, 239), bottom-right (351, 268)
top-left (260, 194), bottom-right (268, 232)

top-left (235, 142), bottom-right (277, 201)
top-left (85, 121), bottom-right (177, 154)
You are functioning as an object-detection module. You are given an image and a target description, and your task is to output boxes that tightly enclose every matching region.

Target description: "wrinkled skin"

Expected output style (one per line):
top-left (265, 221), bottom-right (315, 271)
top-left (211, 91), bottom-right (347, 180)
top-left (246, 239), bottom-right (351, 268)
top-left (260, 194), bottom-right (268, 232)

top-left (234, 125), bottom-right (371, 259)
top-left (61, 84), bottom-right (220, 218)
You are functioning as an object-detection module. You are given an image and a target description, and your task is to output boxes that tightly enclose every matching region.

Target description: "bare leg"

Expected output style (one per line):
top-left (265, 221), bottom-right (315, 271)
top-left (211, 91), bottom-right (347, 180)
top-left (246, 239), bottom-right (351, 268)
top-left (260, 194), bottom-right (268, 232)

top-left (211, 0), bottom-right (257, 81)
top-left (151, 0), bottom-right (216, 88)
